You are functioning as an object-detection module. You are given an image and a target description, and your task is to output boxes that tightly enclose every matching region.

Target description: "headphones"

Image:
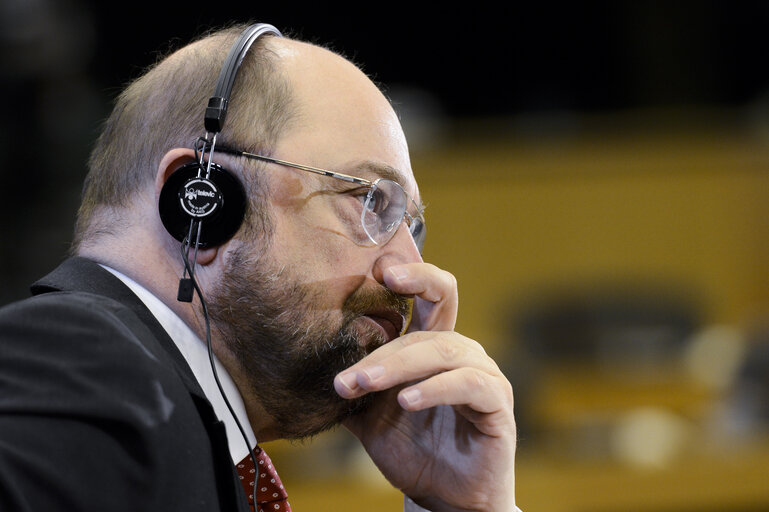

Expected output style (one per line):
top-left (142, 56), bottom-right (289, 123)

top-left (158, 23), bottom-right (283, 249)
top-left (156, 24), bottom-right (284, 510)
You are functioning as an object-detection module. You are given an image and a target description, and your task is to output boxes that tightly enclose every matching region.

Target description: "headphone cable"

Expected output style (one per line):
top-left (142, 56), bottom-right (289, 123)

top-left (180, 241), bottom-right (260, 509)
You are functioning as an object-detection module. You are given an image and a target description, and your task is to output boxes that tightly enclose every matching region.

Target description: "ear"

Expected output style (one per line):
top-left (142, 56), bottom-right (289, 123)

top-left (155, 148), bottom-right (218, 266)
top-left (155, 148), bottom-right (197, 197)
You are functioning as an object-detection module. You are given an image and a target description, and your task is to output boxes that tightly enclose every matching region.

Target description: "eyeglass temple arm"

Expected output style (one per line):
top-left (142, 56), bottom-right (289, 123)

top-left (235, 150), bottom-right (372, 186)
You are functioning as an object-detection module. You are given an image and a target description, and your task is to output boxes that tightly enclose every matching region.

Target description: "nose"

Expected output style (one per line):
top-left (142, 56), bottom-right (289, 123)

top-left (371, 221), bottom-right (423, 284)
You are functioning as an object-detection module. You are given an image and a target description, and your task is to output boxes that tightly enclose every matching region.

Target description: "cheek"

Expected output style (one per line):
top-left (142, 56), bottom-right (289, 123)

top-left (265, 186), bottom-right (377, 292)
top-left (273, 224), bottom-right (378, 311)
top-left (268, 207), bottom-right (367, 282)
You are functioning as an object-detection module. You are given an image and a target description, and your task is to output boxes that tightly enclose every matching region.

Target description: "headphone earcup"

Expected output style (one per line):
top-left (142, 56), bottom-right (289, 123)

top-left (158, 161), bottom-right (247, 248)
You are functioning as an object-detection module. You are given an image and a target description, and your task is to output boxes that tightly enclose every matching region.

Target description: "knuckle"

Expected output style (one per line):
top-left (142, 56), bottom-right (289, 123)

top-left (433, 336), bottom-right (465, 363)
top-left (433, 374), bottom-right (453, 396)
top-left (462, 335), bottom-right (487, 356)
top-left (445, 271), bottom-right (458, 292)
top-left (466, 367), bottom-right (487, 389)
top-left (503, 378), bottom-right (514, 406)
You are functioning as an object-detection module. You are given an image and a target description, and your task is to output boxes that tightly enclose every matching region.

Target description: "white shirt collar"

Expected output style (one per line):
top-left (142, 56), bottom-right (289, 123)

top-left (100, 265), bottom-right (256, 463)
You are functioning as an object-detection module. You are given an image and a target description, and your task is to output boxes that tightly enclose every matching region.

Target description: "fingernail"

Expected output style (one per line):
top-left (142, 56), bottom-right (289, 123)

top-left (361, 365), bottom-right (384, 382)
top-left (336, 372), bottom-right (358, 392)
top-left (388, 266), bottom-right (409, 281)
top-left (400, 388), bottom-right (422, 406)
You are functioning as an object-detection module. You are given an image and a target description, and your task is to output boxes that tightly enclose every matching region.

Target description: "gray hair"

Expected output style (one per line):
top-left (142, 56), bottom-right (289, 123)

top-left (73, 24), bottom-right (296, 250)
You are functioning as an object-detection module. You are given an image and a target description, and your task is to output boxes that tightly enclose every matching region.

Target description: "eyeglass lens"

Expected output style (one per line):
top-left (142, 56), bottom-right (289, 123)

top-left (361, 179), bottom-right (425, 252)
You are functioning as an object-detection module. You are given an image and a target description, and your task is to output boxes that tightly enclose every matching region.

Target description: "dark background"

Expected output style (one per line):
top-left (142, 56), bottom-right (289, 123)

top-left (2, 1), bottom-right (769, 305)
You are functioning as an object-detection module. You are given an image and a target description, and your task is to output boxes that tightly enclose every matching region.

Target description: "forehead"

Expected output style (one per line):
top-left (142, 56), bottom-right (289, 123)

top-left (267, 38), bottom-right (418, 198)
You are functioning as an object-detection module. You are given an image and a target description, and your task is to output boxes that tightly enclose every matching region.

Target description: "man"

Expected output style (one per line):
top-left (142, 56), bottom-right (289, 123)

top-left (0, 23), bottom-right (517, 512)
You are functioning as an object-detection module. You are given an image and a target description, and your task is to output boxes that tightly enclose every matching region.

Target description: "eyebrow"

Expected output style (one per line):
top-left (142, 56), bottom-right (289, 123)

top-left (349, 160), bottom-right (425, 212)
top-left (344, 160), bottom-right (406, 187)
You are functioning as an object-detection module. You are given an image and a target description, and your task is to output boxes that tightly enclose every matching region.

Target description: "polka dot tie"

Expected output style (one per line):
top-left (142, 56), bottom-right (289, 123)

top-left (235, 446), bottom-right (291, 512)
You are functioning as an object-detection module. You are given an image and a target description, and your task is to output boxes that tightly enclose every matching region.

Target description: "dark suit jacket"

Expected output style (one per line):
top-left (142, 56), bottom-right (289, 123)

top-left (0, 257), bottom-right (250, 511)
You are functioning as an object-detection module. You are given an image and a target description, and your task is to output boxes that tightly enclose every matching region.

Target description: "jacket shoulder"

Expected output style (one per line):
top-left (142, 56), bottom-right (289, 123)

top-left (0, 291), bottom-right (229, 511)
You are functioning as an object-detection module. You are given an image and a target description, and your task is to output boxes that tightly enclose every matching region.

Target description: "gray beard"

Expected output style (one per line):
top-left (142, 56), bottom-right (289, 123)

top-left (206, 242), bottom-right (409, 439)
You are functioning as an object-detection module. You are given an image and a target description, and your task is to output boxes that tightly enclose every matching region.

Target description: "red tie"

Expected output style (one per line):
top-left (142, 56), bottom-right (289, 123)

top-left (235, 446), bottom-right (292, 512)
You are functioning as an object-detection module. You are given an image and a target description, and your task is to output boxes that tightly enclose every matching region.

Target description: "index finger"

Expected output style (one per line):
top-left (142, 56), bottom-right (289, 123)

top-left (384, 263), bottom-right (458, 332)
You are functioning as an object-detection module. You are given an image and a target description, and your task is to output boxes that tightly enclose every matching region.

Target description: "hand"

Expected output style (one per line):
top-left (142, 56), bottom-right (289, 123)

top-left (334, 263), bottom-right (517, 512)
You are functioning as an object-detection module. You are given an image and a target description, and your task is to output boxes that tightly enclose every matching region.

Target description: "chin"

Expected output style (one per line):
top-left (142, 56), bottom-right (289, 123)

top-left (272, 385), bottom-right (375, 441)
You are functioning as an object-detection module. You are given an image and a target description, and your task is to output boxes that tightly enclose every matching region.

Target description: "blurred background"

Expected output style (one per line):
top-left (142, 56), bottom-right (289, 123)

top-left (3, 1), bottom-right (769, 511)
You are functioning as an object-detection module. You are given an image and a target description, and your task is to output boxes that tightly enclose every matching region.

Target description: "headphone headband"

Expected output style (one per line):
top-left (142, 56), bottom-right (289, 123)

top-left (204, 23), bottom-right (283, 134)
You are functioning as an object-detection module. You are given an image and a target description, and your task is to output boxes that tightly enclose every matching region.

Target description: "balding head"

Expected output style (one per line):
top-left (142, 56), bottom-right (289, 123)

top-left (73, 24), bottom-right (296, 252)
top-left (74, 25), bottom-right (414, 274)
top-left (269, 38), bottom-right (412, 184)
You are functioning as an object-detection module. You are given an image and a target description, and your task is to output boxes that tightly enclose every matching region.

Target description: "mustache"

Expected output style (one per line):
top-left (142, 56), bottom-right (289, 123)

top-left (341, 283), bottom-right (412, 321)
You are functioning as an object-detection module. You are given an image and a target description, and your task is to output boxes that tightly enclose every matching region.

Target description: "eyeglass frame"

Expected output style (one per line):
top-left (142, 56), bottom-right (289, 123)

top-left (212, 145), bottom-right (426, 252)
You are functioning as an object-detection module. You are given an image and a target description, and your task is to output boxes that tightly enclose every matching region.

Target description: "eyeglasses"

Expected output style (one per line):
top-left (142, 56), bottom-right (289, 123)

top-left (215, 147), bottom-right (426, 252)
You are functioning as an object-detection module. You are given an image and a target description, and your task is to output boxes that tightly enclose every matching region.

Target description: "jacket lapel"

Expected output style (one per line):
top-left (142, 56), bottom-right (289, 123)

top-left (31, 256), bottom-right (250, 512)
top-left (32, 256), bottom-right (205, 397)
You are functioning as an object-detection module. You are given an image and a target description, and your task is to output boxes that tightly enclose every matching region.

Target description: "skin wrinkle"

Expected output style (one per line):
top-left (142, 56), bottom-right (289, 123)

top-left (317, 158), bottom-right (425, 215)
top-left (270, 171), bottom-right (422, 253)
top-left (262, 165), bottom-right (378, 250)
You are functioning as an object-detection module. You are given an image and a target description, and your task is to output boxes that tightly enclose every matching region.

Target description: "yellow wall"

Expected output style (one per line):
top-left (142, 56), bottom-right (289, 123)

top-left (269, 113), bottom-right (769, 511)
top-left (416, 121), bottom-right (769, 354)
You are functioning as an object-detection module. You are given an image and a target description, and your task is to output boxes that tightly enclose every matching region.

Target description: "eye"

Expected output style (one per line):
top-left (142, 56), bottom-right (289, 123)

top-left (342, 186), bottom-right (374, 208)
top-left (365, 186), bottom-right (389, 215)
